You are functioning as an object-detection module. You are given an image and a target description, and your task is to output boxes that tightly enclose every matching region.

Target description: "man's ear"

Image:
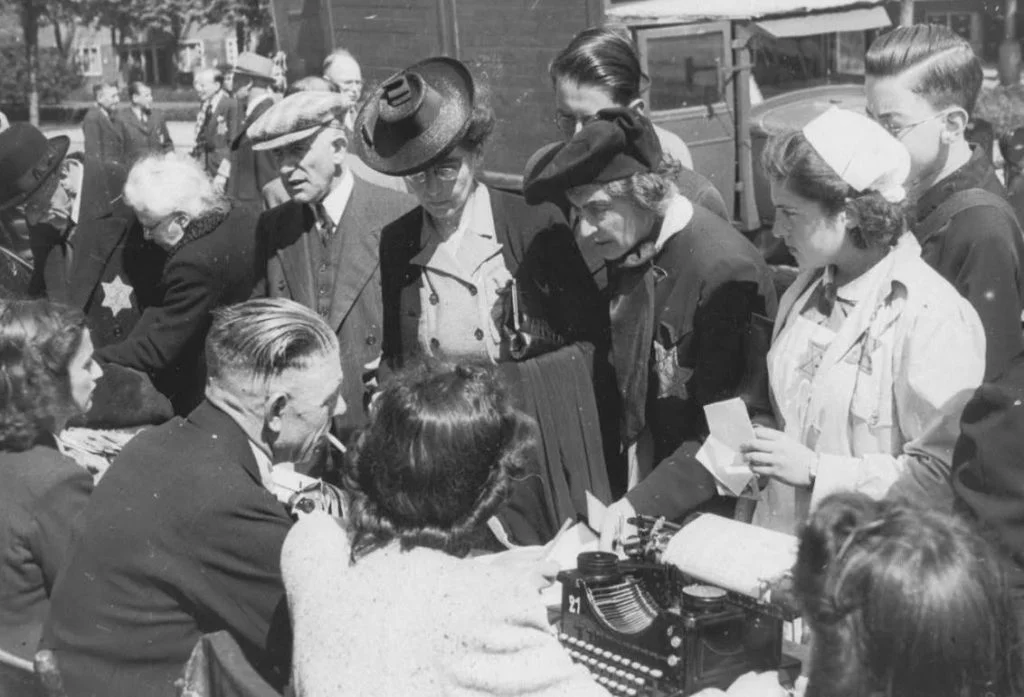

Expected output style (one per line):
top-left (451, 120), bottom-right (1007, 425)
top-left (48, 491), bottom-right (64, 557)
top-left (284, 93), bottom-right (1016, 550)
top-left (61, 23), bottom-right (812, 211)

top-left (942, 107), bottom-right (969, 143)
top-left (628, 98), bottom-right (648, 116)
top-left (332, 131), bottom-right (349, 165)
top-left (842, 203), bottom-right (859, 231)
top-left (265, 391), bottom-right (289, 437)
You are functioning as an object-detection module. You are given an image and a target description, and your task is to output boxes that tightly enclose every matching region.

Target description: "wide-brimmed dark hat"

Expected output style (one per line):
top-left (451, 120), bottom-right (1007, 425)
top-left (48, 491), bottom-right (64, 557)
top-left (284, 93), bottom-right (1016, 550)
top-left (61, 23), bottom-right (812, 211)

top-left (355, 57), bottom-right (474, 176)
top-left (522, 107), bottom-right (661, 205)
top-left (0, 123), bottom-right (70, 212)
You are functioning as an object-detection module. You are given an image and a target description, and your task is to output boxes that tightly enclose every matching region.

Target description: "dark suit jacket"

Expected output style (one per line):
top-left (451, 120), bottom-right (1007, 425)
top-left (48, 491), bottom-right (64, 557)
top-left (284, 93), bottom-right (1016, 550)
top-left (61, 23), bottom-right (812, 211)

top-left (254, 176), bottom-right (415, 432)
top-left (81, 106), bottom-right (124, 165)
top-left (227, 97), bottom-right (278, 205)
top-left (194, 92), bottom-right (238, 177)
top-left (620, 205), bottom-right (778, 519)
top-left (118, 106), bottom-right (173, 165)
top-left (95, 204), bottom-right (260, 414)
top-left (379, 186), bottom-right (606, 363)
top-left (28, 156), bottom-right (164, 349)
top-left (41, 401), bottom-right (294, 697)
top-left (0, 441), bottom-right (91, 661)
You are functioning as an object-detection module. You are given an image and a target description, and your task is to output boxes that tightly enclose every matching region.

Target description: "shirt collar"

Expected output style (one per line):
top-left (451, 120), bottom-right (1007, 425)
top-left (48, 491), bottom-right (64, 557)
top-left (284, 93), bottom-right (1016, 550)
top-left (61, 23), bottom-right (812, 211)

top-left (317, 166), bottom-right (355, 228)
top-left (614, 193), bottom-right (693, 269)
top-left (247, 440), bottom-right (275, 491)
top-left (66, 159), bottom-right (83, 227)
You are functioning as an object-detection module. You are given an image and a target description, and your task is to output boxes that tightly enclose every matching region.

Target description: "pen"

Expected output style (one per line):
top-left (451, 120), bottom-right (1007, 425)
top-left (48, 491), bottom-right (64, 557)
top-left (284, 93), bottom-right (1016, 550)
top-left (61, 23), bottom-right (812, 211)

top-left (325, 432), bottom-right (347, 454)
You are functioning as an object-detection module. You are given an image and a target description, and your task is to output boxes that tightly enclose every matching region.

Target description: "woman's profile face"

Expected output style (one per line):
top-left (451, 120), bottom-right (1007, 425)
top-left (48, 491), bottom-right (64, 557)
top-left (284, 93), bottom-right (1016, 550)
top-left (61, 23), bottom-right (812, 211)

top-left (553, 79), bottom-right (626, 141)
top-left (770, 180), bottom-right (848, 271)
top-left (67, 329), bottom-right (103, 414)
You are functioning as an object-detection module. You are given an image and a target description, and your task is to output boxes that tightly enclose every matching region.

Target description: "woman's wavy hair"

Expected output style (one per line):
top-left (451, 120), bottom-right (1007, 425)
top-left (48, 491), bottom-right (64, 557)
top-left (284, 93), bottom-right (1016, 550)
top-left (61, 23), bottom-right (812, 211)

top-left (0, 299), bottom-right (88, 451)
top-left (762, 129), bottom-right (906, 250)
top-left (344, 361), bottom-right (537, 560)
top-left (794, 492), bottom-right (1022, 697)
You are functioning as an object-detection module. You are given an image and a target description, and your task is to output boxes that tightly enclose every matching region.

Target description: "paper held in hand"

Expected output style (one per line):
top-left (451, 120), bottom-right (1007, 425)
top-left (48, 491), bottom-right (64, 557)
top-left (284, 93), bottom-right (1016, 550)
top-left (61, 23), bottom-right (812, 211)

top-left (696, 397), bottom-right (756, 497)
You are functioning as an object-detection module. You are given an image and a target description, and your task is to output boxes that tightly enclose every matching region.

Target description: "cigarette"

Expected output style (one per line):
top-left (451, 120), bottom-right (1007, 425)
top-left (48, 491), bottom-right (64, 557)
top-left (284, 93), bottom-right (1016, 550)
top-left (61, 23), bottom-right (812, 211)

top-left (325, 433), bottom-right (347, 454)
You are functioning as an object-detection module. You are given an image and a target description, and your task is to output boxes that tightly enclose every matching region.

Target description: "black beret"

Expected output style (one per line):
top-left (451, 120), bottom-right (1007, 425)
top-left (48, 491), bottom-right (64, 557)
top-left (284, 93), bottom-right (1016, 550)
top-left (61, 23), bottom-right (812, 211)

top-left (522, 107), bottom-right (662, 205)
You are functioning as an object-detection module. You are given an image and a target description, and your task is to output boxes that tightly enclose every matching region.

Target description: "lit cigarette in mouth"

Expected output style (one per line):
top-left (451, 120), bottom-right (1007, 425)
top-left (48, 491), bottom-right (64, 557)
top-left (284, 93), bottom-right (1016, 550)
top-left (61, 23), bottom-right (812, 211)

top-left (325, 433), bottom-right (347, 454)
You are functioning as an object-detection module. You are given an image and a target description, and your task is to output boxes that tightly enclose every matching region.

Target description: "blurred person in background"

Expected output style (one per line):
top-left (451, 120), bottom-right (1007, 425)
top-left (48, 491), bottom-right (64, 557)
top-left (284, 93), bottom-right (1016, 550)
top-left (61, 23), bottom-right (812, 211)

top-left (222, 53), bottom-right (279, 207)
top-left (82, 82), bottom-right (124, 165)
top-left (120, 81), bottom-right (173, 165)
top-left (192, 68), bottom-right (238, 184)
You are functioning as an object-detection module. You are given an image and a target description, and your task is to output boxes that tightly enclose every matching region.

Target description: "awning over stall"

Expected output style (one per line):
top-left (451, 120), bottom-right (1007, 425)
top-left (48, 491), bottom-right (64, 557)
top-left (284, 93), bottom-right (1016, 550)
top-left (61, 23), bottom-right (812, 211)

top-left (755, 6), bottom-right (891, 37)
top-left (607, 0), bottom-right (891, 27)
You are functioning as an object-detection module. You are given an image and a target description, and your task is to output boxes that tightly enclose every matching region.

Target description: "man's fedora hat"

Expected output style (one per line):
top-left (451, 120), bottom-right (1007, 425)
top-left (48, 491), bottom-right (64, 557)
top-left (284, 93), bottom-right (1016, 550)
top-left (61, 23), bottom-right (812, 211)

top-left (355, 56), bottom-right (474, 176)
top-left (0, 123), bottom-right (70, 212)
top-left (233, 52), bottom-right (276, 82)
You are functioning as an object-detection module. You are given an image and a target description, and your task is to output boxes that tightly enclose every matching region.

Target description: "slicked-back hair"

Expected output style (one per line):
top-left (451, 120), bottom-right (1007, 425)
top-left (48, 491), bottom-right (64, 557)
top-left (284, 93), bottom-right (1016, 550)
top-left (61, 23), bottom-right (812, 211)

top-left (866, 24), bottom-right (983, 115)
top-left (128, 81), bottom-right (149, 99)
top-left (345, 361), bottom-right (537, 559)
top-left (0, 299), bottom-right (88, 451)
top-left (205, 298), bottom-right (339, 388)
top-left (550, 25), bottom-right (647, 105)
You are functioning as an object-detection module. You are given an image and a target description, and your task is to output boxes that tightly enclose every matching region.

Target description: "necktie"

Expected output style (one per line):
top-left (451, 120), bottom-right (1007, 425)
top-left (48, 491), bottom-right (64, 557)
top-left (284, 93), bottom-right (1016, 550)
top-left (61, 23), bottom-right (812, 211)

top-left (313, 204), bottom-right (332, 246)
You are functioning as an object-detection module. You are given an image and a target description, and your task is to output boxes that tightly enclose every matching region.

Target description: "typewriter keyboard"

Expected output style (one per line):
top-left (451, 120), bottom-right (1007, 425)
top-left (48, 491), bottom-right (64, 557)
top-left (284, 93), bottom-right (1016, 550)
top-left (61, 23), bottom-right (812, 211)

top-left (559, 632), bottom-right (664, 696)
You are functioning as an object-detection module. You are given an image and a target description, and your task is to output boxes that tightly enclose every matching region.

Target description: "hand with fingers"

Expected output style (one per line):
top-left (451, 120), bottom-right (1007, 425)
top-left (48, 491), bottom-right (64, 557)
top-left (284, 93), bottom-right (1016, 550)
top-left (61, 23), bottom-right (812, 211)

top-left (740, 425), bottom-right (817, 488)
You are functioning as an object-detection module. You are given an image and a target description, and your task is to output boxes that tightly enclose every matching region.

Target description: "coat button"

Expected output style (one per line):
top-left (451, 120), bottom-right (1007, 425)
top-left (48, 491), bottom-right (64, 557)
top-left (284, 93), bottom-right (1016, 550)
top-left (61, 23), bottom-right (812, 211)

top-left (474, 328), bottom-right (484, 340)
top-left (430, 338), bottom-right (440, 349)
top-left (429, 293), bottom-right (439, 305)
top-left (366, 335), bottom-right (377, 346)
top-left (468, 285), bottom-right (478, 296)
top-left (113, 326), bottom-right (123, 338)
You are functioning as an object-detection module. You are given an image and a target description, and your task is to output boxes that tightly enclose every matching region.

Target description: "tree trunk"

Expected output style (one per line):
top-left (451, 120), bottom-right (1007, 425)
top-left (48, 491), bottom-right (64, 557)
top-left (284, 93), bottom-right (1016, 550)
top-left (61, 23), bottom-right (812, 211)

top-left (1001, 0), bottom-right (1021, 85)
top-left (23, 0), bottom-right (40, 126)
top-left (899, 0), bottom-right (914, 26)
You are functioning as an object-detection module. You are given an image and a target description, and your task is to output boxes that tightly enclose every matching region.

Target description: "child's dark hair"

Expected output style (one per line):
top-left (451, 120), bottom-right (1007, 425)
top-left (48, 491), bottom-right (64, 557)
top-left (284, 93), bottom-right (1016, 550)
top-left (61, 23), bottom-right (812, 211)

top-left (794, 492), bottom-right (1022, 697)
top-left (866, 24), bottom-right (983, 115)
top-left (549, 25), bottom-right (647, 105)
top-left (762, 129), bottom-right (905, 250)
top-left (344, 361), bottom-right (536, 559)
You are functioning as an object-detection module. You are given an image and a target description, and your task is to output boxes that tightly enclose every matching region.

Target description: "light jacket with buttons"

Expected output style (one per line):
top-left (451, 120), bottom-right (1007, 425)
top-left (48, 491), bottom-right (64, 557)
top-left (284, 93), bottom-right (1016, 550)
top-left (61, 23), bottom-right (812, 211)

top-left (754, 234), bottom-right (986, 533)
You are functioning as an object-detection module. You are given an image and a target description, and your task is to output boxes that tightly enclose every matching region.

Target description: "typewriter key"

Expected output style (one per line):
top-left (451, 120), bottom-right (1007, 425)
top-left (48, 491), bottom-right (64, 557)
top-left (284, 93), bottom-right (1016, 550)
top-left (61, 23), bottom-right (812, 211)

top-left (682, 583), bottom-right (728, 612)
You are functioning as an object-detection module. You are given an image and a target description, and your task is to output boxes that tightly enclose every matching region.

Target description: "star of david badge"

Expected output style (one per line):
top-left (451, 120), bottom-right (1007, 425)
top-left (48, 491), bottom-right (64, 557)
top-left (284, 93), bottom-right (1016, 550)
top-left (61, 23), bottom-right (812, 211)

top-left (798, 342), bottom-right (827, 380)
top-left (101, 276), bottom-right (134, 317)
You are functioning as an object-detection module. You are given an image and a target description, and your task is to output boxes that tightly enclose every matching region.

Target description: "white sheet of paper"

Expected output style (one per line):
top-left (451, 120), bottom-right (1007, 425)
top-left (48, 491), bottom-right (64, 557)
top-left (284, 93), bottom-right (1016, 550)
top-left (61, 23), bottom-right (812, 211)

top-left (697, 435), bottom-right (754, 497)
top-left (586, 491), bottom-right (607, 532)
top-left (705, 397), bottom-right (756, 451)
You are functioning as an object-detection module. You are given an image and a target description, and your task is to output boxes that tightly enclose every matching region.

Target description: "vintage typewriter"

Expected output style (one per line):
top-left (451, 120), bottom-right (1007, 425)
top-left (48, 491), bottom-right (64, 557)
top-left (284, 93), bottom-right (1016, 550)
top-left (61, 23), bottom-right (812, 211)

top-left (556, 515), bottom-right (800, 697)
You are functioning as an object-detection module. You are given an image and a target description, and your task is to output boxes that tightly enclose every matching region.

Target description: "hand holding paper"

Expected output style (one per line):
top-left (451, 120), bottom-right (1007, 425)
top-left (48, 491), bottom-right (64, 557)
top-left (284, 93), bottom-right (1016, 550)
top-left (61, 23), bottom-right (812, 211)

top-left (741, 425), bottom-right (817, 488)
top-left (697, 397), bottom-right (756, 496)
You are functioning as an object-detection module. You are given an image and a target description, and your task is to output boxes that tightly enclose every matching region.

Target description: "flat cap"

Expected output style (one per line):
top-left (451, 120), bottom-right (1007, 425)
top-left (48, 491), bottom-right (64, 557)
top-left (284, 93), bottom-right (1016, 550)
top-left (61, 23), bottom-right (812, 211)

top-left (250, 91), bottom-right (349, 151)
top-left (233, 52), bottom-right (276, 81)
top-left (522, 108), bottom-right (661, 205)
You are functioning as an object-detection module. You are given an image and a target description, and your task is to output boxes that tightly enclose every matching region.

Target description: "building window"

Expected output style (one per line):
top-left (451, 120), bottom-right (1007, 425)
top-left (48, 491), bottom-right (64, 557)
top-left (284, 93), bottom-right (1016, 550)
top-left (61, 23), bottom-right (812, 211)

top-left (225, 37), bottom-right (238, 66)
top-left (925, 11), bottom-right (974, 42)
top-left (78, 46), bottom-right (101, 76)
top-left (178, 40), bottom-right (205, 74)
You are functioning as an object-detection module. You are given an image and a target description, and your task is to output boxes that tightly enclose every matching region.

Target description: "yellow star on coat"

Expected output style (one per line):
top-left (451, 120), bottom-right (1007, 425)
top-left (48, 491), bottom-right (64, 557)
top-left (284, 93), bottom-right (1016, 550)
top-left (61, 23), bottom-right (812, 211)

top-left (101, 276), bottom-right (134, 316)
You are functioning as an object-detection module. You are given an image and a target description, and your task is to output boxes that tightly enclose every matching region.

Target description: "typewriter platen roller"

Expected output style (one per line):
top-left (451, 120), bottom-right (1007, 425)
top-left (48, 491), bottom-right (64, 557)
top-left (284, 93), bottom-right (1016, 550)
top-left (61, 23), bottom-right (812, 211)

top-left (557, 549), bottom-right (797, 697)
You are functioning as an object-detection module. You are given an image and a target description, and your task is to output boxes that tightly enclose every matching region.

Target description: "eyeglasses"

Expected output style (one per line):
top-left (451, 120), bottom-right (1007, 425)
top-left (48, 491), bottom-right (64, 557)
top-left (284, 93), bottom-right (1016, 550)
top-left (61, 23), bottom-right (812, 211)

top-left (405, 162), bottom-right (462, 185)
top-left (553, 112), bottom-right (599, 138)
top-left (872, 109), bottom-right (953, 140)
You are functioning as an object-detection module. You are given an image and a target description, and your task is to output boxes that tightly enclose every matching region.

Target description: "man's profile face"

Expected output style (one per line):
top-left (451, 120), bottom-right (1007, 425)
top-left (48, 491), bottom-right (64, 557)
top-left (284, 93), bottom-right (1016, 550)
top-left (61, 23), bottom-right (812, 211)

top-left (273, 127), bottom-right (346, 203)
top-left (193, 74), bottom-right (218, 101)
top-left (132, 86), bottom-right (153, 110)
top-left (323, 55), bottom-right (363, 108)
top-left (98, 86), bottom-right (120, 111)
top-left (269, 351), bottom-right (346, 466)
top-left (865, 71), bottom-right (957, 191)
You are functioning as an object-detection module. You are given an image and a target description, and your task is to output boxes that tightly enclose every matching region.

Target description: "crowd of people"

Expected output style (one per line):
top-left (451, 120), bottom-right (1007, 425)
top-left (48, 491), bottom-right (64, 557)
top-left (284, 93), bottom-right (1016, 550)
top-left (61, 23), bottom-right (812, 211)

top-left (0, 19), bottom-right (1023, 697)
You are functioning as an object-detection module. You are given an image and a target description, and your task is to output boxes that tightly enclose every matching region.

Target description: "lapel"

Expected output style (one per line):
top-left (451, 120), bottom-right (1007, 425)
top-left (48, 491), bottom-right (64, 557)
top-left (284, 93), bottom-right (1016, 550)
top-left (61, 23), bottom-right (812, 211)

top-left (276, 203), bottom-right (316, 308)
top-left (122, 108), bottom-right (150, 137)
top-left (488, 188), bottom-right (524, 273)
top-left (328, 176), bottom-right (382, 331)
top-left (65, 159), bottom-right (131, 308)
top-left (233, 98), bottom-right (273, 149)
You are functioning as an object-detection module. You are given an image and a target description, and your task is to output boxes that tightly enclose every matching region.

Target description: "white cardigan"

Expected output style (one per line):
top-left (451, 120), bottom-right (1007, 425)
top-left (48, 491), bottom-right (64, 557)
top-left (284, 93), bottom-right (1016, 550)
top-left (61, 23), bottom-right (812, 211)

top-left (282, 512), bottom-right (609, 697)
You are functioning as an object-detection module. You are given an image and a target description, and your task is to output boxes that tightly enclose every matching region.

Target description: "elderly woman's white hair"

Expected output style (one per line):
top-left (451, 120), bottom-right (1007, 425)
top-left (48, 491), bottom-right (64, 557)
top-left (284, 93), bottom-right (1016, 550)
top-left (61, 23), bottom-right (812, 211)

top-left (123, 152), bottom-right (229, 219)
